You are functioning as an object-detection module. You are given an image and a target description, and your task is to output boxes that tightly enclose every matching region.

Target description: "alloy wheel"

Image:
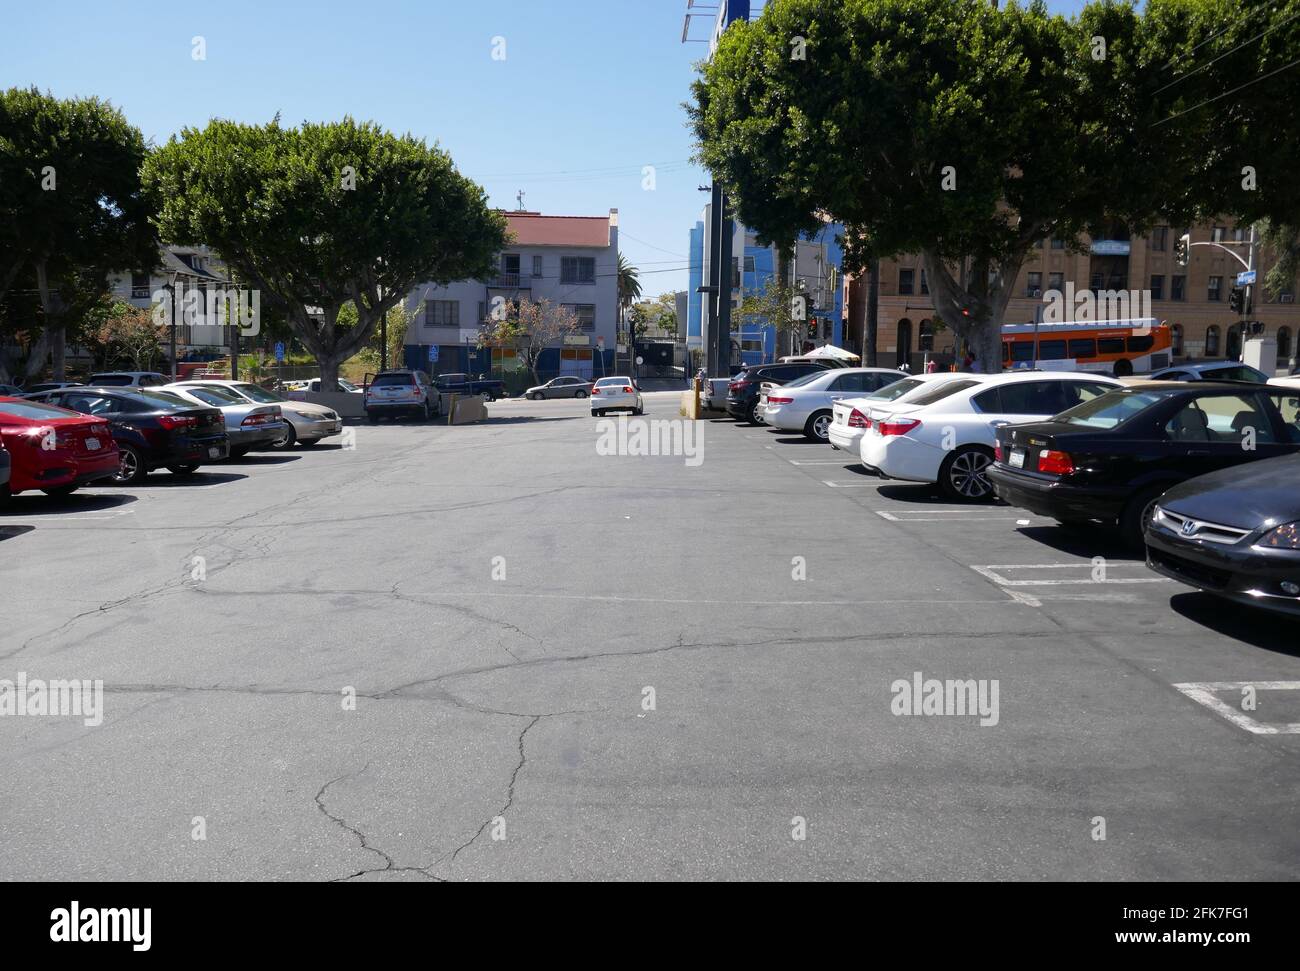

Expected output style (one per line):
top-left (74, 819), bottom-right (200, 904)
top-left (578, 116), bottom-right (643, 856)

top-left (949, 450), bottom-right (993, 498)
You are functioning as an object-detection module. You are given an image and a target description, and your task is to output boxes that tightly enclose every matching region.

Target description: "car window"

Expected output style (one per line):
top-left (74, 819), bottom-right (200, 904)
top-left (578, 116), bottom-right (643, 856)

top-left (1267, 392), bottom-right (1300, 443)
top-left (1202, 365), bottom-right (1268, 383)
top-left (1055, 390), bottom-right (1162, 429)
top-left (62, 394), bottom-right (121, 415)
top-left (89, 374), bottom-right (132, 386)
top-left (906, 379), bottom-right (982, 407)
top-left (371, 373), bottom-right (416, 387)
top-left (234, 384), bottom-right (283, 403)
top-left (1165, 394), bottom-right (1276, 444)
top-left (990, 381), bottom-right (1067, 415)
top-left (829, 373), bottom-right (871, 392)
top-left (1058, 381), bottom-right (1116, 410)
top-left (179, 387), bottom-right (240, 406)
top-left (1152, 371), bottom-right (1189, 381)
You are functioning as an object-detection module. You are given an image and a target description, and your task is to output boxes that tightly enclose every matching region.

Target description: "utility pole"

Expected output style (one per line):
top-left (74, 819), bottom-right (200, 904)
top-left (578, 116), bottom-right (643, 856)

top-left (716, 194), bottom-right (734, 376)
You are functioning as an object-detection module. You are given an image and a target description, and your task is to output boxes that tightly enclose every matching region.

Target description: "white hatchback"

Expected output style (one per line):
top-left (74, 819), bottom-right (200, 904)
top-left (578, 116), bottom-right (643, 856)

top-left (860, 371), bottom-right (1122, 501)
top-left (591, 377), bottom-right (643, 416)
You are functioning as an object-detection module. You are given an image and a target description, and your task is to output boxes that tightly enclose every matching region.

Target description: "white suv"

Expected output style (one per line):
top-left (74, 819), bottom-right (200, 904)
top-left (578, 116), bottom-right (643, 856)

top-left (860, 371), bottom-right (1121, 500)
top-left (364, 370), bottom-right (441, 423)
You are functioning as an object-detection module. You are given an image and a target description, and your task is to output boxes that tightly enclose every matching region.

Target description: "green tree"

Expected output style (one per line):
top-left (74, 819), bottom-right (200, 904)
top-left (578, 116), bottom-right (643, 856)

top-left (0, 87), bottom-right (157, 381)
top-left (478, 298), bottom-right (580, 384)
top-left (690, 0), bottom-right (1195, 371)
top-left (143, 117), bottom-right (507, 390)
top-left (90, 300), bottom-right (166, 371)
top-left (617, 254), bottom-right (642, 323)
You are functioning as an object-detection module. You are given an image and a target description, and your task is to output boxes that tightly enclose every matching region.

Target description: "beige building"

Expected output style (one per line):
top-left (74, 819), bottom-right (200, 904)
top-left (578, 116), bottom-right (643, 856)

top-left (844, 220), bottom-right (1299, 370)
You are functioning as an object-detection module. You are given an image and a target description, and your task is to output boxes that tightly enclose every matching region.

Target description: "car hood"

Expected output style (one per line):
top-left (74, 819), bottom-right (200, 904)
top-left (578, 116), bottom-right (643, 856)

top-left (1159, 454), bottom-right (1300, 529)
top-left (281, 401), bottom-right (336, 418)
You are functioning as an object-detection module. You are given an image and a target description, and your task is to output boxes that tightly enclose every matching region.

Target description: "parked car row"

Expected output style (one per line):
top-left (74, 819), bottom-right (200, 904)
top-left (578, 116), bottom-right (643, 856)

top-left (720, 361), bottom-right (1300, 619)
top-left (0, 378), bottom-right (346, 500)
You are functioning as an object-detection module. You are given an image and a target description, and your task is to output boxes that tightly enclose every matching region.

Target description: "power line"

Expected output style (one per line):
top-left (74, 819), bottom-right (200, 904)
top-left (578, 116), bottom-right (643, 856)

top-left (1157, 0), bottom-right (1280, 74)
top-left (1152, 53), bottom-right (1300, 127)
top-left (1153, 8), bottom-right (1300, 97)
top-left (476, 159), bottom-right (694, 179)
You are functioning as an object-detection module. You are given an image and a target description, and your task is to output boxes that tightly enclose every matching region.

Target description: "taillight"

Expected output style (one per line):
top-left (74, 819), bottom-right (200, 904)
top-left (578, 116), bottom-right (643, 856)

top-left (994, 443), bottom-right (1004, 462)
top-left (623, 386), bottom-right (633, 393)
top-left (877, 418), bottom-right (921, 437)
top-left (242, 412), bottom-right (278, 426)
top-left (730, 380), bottom-right (750, 392)
top-left (847, 408), bottom-right (868, 429)
top-left (592, 388), bottom-right (601, 395)
top-left (767, 396), bottom-right (793, 405)
top-left (158, 414), bottom-right (198, 430)
top-left (1038, 450), bottom-right (1075, 475)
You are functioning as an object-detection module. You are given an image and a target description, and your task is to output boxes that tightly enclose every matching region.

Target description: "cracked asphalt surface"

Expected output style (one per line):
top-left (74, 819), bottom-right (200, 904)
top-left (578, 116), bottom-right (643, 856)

top-left (1, 390), bottom-right (1298, 881)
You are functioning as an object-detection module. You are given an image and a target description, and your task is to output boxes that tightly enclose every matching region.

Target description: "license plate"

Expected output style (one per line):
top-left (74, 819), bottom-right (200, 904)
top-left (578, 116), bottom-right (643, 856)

top-left (209, 447), bottom-right (222, 458)
top-left (1009, 448), bottom-right (1026, 469)
top-left (84, 438), bottom-right (100, 450)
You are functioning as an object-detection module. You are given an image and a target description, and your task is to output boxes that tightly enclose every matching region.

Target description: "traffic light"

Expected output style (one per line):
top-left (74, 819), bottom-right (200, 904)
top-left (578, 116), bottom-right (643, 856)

top-left (807, 318), bottom-right (817, 339)
top-left (1174, 233), bottom-right (1191, 267)
top-left (1229, 287), bottom-right (1245, 314)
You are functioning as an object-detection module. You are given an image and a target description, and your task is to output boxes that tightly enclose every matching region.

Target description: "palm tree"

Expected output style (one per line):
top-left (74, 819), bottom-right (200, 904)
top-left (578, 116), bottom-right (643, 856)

top-left (617, 254), bottom-right (641, 325)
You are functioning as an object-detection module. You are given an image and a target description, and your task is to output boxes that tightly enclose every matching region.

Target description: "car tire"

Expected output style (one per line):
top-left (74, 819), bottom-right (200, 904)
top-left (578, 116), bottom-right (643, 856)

top-left (745, 402), bottom-right (760, 425)
top-left (530, 392), bottom-right (543, 401)
top-left (1120, 484), bottom-right (1168, 551)
top-left (804, 410), bottom-right (833, 441)
top-left (366, 411), bottom-right (379, 424)
top-left (576, 390), bottom-right (587, 399)
top-left (112, 444), bottom-right (148, 485)
top-left (938, 446), bottom-right (996, 502)
top-left (271, 423), bottom-right (297, 449)
top-left (41, 484), bottom-right (78, 497)
top-left (594, 409), bottom-right (605, 417)
top-left (168, 464), bottom-right (199, 476)
top-left (633, 407), bottom-right (644, 416)
top-left (230, 446), bottom-right (251, 459)
top-left (1113, 359), bottom-right (1134, 378)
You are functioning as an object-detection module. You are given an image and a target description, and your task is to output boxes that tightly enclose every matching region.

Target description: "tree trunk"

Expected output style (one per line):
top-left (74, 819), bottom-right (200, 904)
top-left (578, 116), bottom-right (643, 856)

top-left (318, 353), bottom-right (342, 393)
top-left (776, 245), bottom-right (793, 359)
top-left (866, 258), bottom-right (880, 367)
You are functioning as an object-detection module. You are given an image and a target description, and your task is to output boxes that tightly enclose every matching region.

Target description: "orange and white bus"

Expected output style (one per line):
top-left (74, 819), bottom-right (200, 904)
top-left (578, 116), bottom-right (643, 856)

top-left (1001, 318), bottom-right (1172, 377)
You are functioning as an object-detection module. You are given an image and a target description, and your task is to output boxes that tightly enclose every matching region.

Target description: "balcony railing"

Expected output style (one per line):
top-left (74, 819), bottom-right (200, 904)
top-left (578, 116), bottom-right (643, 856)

top-left (489, 272), bottom-right (528, 288)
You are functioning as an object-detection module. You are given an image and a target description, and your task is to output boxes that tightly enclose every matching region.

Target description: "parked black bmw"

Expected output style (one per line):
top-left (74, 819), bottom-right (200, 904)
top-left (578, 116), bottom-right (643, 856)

top-left (28, 388), bottom-right (229, 484)
top-left (1144, 454), bottom-right (1300, 617)
top-left (987, 382), bottom-right (1300, 548)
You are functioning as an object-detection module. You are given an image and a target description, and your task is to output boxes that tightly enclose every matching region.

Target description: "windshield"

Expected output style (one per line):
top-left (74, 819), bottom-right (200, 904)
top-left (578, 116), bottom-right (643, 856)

top-left (0, 400), bottom-right (82, 419)
top-left (1056, 390), bottom-right (1161, 428)
top-left (865, 378), bottom-right (924, 401)
top-left (234, 383), bottom-right (284, 403)
top-left (178, 386), bottom-right (243, 406)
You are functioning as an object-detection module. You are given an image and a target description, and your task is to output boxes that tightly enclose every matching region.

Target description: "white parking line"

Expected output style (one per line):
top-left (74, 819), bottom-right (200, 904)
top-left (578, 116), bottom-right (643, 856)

top-left (824, 480), bottom-right (881, 489)
top-left (971, 563), bottom-right (1169, 586)
top-left (1173, 682), bottom-right (1300, 735)
top-left (876, 510), bottom-right (1024, 522)
top-left (788, 459), bottom-right (852, 466)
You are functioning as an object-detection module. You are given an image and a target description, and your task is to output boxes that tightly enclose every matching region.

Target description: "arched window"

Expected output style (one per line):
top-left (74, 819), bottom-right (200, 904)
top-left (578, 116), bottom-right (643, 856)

top-left (1278, 326), bottom-right (1293, 361)
top-left (1205, 325), bottom-right (1220, 357)
top-left (896, 318), bottom-right (913, 367)
top-left (1171, 324), bottom-right (1184, 357)
top-left (1225, 326), bottom-right (1242, 360)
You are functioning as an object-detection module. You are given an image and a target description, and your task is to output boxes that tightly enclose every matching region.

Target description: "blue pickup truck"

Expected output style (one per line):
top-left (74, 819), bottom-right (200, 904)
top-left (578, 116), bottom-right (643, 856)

top-left (433, 373), bottom-right (507, 401)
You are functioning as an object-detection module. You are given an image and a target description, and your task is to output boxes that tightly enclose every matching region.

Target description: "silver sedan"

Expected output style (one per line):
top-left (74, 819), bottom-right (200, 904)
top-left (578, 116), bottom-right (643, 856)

top-left (525, 376), bottom-right (593, 400)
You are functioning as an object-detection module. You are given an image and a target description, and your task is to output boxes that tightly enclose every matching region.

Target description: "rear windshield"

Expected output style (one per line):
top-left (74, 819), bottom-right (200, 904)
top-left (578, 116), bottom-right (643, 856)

top-left (865, 377), bottom-right (924, 401)
top-left (906, 379), bottom-right (982, 407)
top-left (595, 377), bottom-right (631, 386)
top-left (371, 373), bottom-right (416, 387)
top-left (0, 400), bottom-right (81, 419)
top-left (178, 386), bottom-right (243, 406)
top-left (1200, 365), bottom-right (1268, 383)
top-left (89, 374), bottom-right (132, 386)
top-left (1056, 390), bottom-right (1161, 428)
top-left (233, 384), bottom-right (283, 403)
top-left (135, 390), bottom-right (193, 409)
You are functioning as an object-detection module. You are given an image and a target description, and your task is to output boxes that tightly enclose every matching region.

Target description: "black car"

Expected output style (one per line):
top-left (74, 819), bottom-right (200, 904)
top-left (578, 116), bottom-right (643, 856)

top-left (726, 362), bottom-right (831, 424)
top-left (987, 382), bottom-right (1300, 548)
top-left (29, 388), bottom-right (229, 484)
top-left (1144, 454), bottom-right (1300, 617)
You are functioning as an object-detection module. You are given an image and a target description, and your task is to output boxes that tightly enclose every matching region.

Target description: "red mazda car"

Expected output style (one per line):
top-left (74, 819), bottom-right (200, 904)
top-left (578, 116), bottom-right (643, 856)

top-left (0, 396), bottom-right (120, 499)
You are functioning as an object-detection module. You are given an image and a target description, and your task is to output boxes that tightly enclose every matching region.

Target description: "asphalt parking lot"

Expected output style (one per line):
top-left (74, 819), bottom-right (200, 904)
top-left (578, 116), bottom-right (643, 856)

top-left (1, 390), bottom-right (1297, 880)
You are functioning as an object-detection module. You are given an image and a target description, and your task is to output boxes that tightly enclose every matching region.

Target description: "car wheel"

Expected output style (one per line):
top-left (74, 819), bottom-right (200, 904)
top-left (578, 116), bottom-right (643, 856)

top-left (805, 410), bottom-right (833, 441)
top-left (112, 445), bottom-right (148, 485)
top-left (633, 407), bottom-right (644, 416)
top-left (168, 464), bottom-right (200, 476)
top-left (530, 392), bottom-right (543, 401)
top-left (576, 390), bottom-right (587, 399)
top-left (366, 411), bottom-right (379, 424)
top-left (271, 423), bottom-right (297, 449)
top-left (41, 484), bottom-right (78, 497)
top-left (745, 402), bottom-right (760, 425)
top-left (1113, 359), bottom-right (1134, 378)
top-left (1120, 484), bottom-right (1167, 552)
top-left (939, 446), bottom-right (995, 502)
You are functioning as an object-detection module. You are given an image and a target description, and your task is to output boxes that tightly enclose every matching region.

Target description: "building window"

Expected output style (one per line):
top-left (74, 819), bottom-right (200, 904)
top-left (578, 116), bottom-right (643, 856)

top-left (425, 300), bottom-right (459, 327)
top-left (1150, 274), bottom-right (1164, 300)
top-left (131, 273), bottom-right (151, 299)
top-left (1210, 226), bottom-right (1225, 242)
top-left (1205, 325), bottom-right (1220, 356)
top-left (920, 269), bottom-right (929, 295)
top-left (1151, 227), bottom-right (1168, 251)
top-left (1171, 323), bottom-right (1183, 356)
top-left (1051, 238), bottom-right (1065, 250)
top-left (491, 347), bottom-right (521, 371)
top-left (532, 255), bottom-right (543, 278)
top-left (478, 301), bottom-right (487, 324)
top-left (1026, 272), bottom-right (1042, 297)
top-left (1207, 276), bottom-right (1222, 302)
top-left (563, 303), bottom-right (596, 330)
top-left (744, 255), bottom-right (756, 274)
top-left (1048, 272), bottom-right (1064, 293)
top-left (1232, 226), bottom-right (1247, 242)
top-left (1171, 275), bottom-right (1186, 301)
top-left (561, 257), bottom-right (596, 284)
top-left (1279, 326), bottom-right (1293, 360)
top-left (898, 268), bottom-right (915, 295)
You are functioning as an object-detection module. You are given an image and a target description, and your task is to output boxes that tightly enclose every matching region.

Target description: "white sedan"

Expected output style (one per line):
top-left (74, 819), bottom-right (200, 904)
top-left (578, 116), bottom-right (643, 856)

top-left (828, 372), bottom-right (984, 454)
top-left (760, 368), bottom-right (906, 440)
top-left (591, 376), bottom-right (643, 416)
top-left (860, 371), bottom-right (1122, 501)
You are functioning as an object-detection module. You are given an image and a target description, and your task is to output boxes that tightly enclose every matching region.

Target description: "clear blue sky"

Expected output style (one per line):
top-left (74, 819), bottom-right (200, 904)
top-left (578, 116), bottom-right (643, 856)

top-left (1, 0), bottom-right (1088, 299)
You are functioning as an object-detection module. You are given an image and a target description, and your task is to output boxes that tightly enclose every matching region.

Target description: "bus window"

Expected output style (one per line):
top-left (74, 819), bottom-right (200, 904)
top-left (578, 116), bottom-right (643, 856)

top-left (1037, 340), bottom-right (1067, 360)
top-left (1127, 334), bottom-right (1155, 353)
top-left (1097, 337), bottom-right (1125, 355)
top-left (1010, 342), bottom-right (1035, 363)
top-left (1068, 338), bottom-right (1096, 358)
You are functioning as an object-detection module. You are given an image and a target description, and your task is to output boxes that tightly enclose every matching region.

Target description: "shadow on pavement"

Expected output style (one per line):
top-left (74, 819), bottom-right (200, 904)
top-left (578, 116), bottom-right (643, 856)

top-left (1169, 593), bottom-right (1300, 657)
top-left (129, 472), bottom-right (249, 488)
top-left (1014, 524), bottom-right (1139, 561)
top-left (228, 455), bottom-right (301, 466)
top-left (2, 492), bottom-right (138, 514)
top-left (0, 525), bottom-right (35, 541)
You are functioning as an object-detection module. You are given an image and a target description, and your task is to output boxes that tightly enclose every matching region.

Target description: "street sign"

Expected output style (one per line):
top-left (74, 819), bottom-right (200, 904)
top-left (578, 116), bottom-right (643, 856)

top-left (274, 342), bottom-right (285, 362)
top-left (428, 344), bottom-right (439, 363)
top-left (1237, 269), bottom-right (1257, 286)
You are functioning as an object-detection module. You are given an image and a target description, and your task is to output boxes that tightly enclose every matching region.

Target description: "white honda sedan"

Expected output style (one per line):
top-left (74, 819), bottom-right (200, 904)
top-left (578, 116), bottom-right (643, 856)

top-left (760, 367), bottom-right (905, 440)
top-left (591, 376), bottom-right (643, 416)
top-left (828, 372), bottom-right (984, 454)
top-left (859, 371), bottom-right (1122, 501)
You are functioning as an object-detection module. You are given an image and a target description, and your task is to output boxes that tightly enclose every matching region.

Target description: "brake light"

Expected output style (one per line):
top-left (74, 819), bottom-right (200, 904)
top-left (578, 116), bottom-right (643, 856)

top-left (592, 388), bottom-right (601, 395)
top-left (877, 418), bottom-right (921, 437)
top-left (767, 396), bottom-right (794, 405)
top-left (158, 414), bottom-right (198, 430)
top-left (847, 408), bottom-right (869, 429)
top-left (729, 380), bottom-right (751, 392)
top-left (242, 412), bottom-right (279, 426)
top-left (994, 444), bottom-right (1003, 462)
top-left (623, 386), bottom-right (633, 393)
top-left (1038, 450), bottom-right (1075, 475)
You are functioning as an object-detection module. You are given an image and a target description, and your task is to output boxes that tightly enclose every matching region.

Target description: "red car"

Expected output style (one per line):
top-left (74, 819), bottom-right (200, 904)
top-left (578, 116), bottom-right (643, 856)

top-left (0, 396), bottom-right (121, 499)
